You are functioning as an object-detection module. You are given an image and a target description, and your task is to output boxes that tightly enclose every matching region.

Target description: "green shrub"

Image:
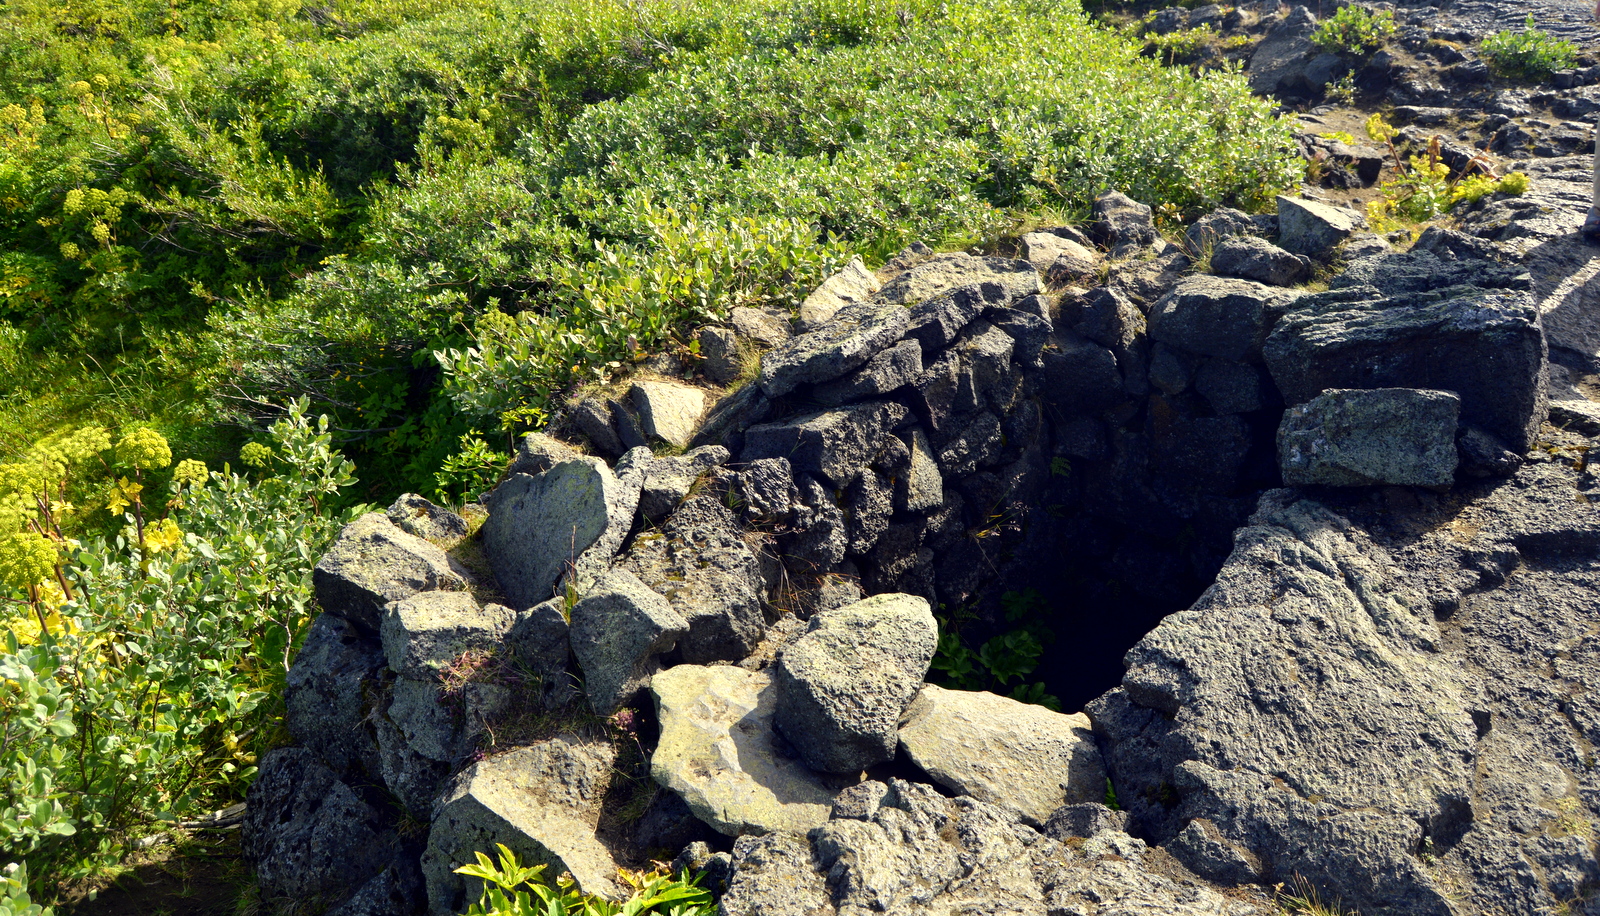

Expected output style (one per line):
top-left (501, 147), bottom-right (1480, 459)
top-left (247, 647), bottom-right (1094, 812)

top-left (0, 402), bottom-right (358, 898)
top-left (1481, 15), bottom-right (1577, 81)
top-left (1310, 5), bottom-right (1396, 56)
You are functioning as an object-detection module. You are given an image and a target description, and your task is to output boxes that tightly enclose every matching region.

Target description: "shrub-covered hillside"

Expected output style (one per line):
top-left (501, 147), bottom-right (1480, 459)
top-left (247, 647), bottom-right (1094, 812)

top-left (0, 0), bottom-right (1301, 499)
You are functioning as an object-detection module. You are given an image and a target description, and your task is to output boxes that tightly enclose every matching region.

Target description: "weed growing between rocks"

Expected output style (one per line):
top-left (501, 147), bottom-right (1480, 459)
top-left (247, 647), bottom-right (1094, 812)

top-left (1361, 114), bottom-right (1529, 233)
top-left (455, 845), bottom-right (713, 916)
top-left (1481, 15), bottom-right (1578, 82)
top-left (1309, 5), bottom-right (1395, 58)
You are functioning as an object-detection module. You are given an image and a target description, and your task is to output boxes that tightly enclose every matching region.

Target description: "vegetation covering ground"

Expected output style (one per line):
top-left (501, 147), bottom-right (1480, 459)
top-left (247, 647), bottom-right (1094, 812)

top-left (0, 0), bottom-right (1304, 905)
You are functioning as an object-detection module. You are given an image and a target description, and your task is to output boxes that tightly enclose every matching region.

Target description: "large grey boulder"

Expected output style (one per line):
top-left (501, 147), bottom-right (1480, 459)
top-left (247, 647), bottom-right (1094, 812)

top-left (243, 748), bottom-right (403, 907)
top-left (1091, 458), bottom-right (1600, 916)
top-left (479, 458), bottom-right (642, 611)
top-left (741, 400), bottom-right (908, 486)
top-left (568, 568), bottom-right (687, 714)
top-left (1276, 195), bottom-right (1365, 260)
top-left (1092, 190), bottom-right (1158, 254)
top-left (386, 494), bottom-right (470, 547)
top-left (1021, 229), bottom-right (1099, 281)
top-left (731, 306), bottom-right (792, 347)
top-left (381, 592), bottom-right (517, 681)
top-left (1247, 6), bottom-right (1318, 98)
top-left (314, 513), bottom-right (466, 632)
top-left (1210, 235), bottom-right (1312, 287)
top-left (630, 379), bottom-right (707, 448)
top-left (720, 779), bottom-right (1273, 916)
top-left (1040, 335), bottom-right (1125, 416)
top-left (757, 300), bottom-right (910, 397)
top-left (774, 594), bottom-right (938, 774)
top-left (374, 678), bottom-right (508, 814)
top-left (620, 493), bottom-right (766, 664)
top-left (1263, 284), bottom-right (1547, 453)
top-left (650, 665), bottom-right (839, 837)
top-left (285, 613), bottom-right (385, 781)
top-left (1278, 388), bottom-right (1461, 487)
top-left (422, 736), bottom-right (620, 914)
top-left (1148, 276), bottom-right (1299, 363)
top-left (734, 457), bottom-right (800, 523)
top-left (875, 252), bottom-right (1039, 307)
top-left (1185, 207), bottom-right (1259, 255)
top-left (798, 256), bottom-right (881, 330)
top-left (696, 326), bottom-right (743, 384)
top-left (897, 684), bottom-right (1106, 827)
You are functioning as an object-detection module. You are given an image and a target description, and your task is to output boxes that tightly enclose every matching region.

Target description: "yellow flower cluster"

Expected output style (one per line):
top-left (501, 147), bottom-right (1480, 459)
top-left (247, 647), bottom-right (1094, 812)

top-left (239, 442), bottom-right (274, 468)
top-left (0, 530), bottom-right (58, 591)
top-left (143, 517), bottom-right (184, 555)
top-left (171, 458), bottom-right (208, 487)
top-left (115, 428), bottom-right (171, 470)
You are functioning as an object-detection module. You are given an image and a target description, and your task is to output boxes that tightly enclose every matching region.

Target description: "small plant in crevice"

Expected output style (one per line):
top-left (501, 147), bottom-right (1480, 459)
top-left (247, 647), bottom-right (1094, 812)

top-left (455, 844), bottom-right (714, 916)
top-left (1481, 15), bottom-right (1578, 81)
top-left (1276, 873), bottom-right (1359, 916)
top-left (930, 588), bottom-right (1061, 710)
top-left (1310, 5), bottom-right (1395, 57)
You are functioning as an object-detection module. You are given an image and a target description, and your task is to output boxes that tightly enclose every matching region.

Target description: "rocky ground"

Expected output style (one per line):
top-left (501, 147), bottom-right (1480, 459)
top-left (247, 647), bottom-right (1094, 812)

top-left (102, 3), bottom-right (1600, 916)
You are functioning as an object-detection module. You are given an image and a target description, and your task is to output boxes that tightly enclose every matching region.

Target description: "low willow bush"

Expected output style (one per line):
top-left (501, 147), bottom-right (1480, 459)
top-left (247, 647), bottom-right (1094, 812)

top-left (0, 402), bottom-right (358, 899)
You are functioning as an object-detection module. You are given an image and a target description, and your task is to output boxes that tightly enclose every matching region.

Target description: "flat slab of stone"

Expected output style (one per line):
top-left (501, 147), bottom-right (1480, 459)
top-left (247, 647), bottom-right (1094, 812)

top-left (422, 736), bottom-right (620, 914)
top-left (631, 380), bottom-right (707, 448)
top-left (1264, 284), bottom-right (1547, 453)
top-left (568, 568), bottom-right (687, 714)
top-left (799, 256), bottom-right (881, 331)
top-left (774, 593), bottom-right (938, 774)
top-left (1278, 388), bottom-right (1460, 487)
top-left (479, 459), bottom-right (641, 611)
top-left (650, 664), bottom-right (838, 838)
top-left (1022, 230), bottom-right (1099, 281)
top-left (313, 513), bottom-right (467, 632)
top-left (381, 592), bottom-right (517, 681)
top-left (1276, 195), bottom-right (1365, 260)
top-left (758, 300), bottom-right (909, 397)
top-left (876, 252), bottom-right (1039, 307)
top-left (897, 684), bottom-right (1106, 827)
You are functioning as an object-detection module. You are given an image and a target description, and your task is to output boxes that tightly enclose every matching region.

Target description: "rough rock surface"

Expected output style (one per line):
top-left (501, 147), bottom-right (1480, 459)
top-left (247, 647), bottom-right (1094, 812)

top-left (650, 665), bottom-right (839, 837)
top-left (1149, 275), bottom-right (1299, 363)
top-left (1093, 456), bottom-right (1600, 916)
top-left (1276, 195), bottom-right (1365, 260)
top-left (479, 459), bottom-right (641, 610)
top-left (244, 748), bottom-right (403, 907)
top-left (720, 779), bottom-right (1272, 916)
top-left (630, 380), bottom-right (707, 448)
top-left (874, 253), bottom-right (1038, 306)
top-left (773, 594), bottom-right (938, 773)
top-left (621, 493), bottom-right (766, 664)
top-left (1210, 235), bottom-right (1311, 287)
top-left (568, 568), bottom-right (687, 714)
top-left (1278, 387), bottom-right (1461, 487)
top-left (386, 494), bottom-right (470, 546)
top-left (381, 592), bottom-right (516, 681)
top-left (758, 300), bottom-right (910, 397)
top-left (422, 736), bottom-right (619, 914)
top-left (798, 256), bottom-right (881, 331)
top-left (896, 684), bottom-right (1105, 827)
top-left (1264, 283), bottom-right (1548, 453)
top-left (285, 613), bottom-right (385, 780)
top-left (314, 513), bottom-right (466, 632)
